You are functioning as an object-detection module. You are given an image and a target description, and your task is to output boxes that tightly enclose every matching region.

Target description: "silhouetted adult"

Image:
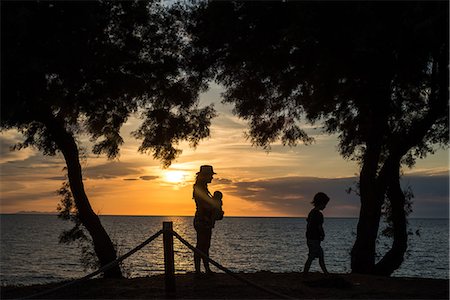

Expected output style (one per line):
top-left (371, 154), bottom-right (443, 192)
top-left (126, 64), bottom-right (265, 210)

top-left (193, 165), bottom-right (217, 274)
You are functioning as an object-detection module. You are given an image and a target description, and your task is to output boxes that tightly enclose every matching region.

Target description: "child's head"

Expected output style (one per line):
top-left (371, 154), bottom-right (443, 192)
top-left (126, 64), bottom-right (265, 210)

top-left (213, 191), bottom-right (223, 200)
top-left (312, 192), bottom-right (330, 209)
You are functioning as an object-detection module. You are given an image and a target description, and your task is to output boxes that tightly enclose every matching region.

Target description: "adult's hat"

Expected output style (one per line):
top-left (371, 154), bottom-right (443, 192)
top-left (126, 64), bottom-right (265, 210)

top-left (196, 165), bottom-right (216, 175)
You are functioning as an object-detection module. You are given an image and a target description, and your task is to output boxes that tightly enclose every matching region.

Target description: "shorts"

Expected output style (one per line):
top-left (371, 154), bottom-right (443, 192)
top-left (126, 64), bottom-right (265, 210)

top-left (307, 239), bottom-right (323, 259)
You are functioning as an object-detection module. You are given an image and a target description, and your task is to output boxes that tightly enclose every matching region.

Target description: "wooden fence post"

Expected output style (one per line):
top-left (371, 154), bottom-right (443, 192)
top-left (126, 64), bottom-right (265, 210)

top-left (163, 221), bottom-right (176, 298)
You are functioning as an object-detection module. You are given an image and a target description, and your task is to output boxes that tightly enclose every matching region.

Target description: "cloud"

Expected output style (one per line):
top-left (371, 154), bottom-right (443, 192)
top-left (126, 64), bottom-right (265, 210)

top-left (0, 144), bottom-right (65, 182)
top-left (0, 131), bottom-right (28, 160)
top-left (407, 168), bottom-right (448, 177)
top-left (83, 162), bottom-right (143, 179)
top-left (0, 182), bottom-right (27, 193)
top-left (139, 175), bottom-right (159, 181)
top-left (401, 174), bottom-right (449, 218)
top-left (214, 178), bottom-right (233, 185)
top-left (402, 174), bottom-right (448, 197)
top-left (46, 176), bottom-right (67, 181)
top-left (223, 176), bottom-right (359, 216)
top-left (222, 174), bottom-right (449, 218)
top-left (0, 190), bottom-right (58, 209)
top-left (0, 133), bottom-right (40, 164)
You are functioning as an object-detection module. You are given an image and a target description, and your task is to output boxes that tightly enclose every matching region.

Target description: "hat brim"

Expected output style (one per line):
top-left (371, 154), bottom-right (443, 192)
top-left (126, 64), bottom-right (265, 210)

top-left (196, 172), bottom-right (217, 175)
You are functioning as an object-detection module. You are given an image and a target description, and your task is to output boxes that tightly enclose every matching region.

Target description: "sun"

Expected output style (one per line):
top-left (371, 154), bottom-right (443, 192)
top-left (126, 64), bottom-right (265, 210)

top-left (164, 170), bottom-right (186, 183)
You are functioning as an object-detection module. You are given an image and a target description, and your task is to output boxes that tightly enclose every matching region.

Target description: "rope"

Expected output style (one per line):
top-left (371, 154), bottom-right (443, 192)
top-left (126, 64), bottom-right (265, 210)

top-left (172, 230), bottom-right (296, 300)
top-left (20, 229), bottom-right (163, 300)
top-left (20, 227), bottom-right (296, 299)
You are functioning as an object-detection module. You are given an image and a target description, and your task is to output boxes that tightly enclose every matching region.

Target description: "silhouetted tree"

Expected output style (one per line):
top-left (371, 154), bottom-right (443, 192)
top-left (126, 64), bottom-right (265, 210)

top-left (188, 1), bottom-right (448, 275)
top-left (1, 1), bottom-right (214, 277)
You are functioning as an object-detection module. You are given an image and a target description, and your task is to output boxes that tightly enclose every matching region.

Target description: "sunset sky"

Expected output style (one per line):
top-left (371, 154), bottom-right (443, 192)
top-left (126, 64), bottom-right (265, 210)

top-left (1, 83), bottom-right (448, 218)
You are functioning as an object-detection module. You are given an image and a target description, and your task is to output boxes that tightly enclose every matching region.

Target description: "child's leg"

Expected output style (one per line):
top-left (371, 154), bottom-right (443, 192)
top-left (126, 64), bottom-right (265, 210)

top-left (318, 248), bottom-right (329, 274)
top-left (303, 257), bottom-right (313, 273)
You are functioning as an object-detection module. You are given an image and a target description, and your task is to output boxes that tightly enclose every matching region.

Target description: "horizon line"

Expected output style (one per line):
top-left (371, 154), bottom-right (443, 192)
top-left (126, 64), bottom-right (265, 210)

top-left (1, 212), bottom-right (448, 220)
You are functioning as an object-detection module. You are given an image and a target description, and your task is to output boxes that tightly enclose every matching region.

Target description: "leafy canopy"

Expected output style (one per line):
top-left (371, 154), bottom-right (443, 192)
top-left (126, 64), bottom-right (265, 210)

top-left (189, 2), bottom-right (448, 167)
top-left (2, 1), bottom-right (216, 166)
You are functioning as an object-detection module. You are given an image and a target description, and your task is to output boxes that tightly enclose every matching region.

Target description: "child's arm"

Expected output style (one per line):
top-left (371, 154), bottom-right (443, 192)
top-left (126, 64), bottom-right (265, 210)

top-left (319, 225), bottom-right (325, 241)
top-left (319, 211), bottom-right (325, 240)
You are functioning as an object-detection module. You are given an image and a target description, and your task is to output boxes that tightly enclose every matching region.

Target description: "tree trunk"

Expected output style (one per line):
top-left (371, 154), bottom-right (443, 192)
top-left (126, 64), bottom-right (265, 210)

top-left (350, 79), bottom-right (392, 274)
top-left (374, 161), bottom-right (408, 276)
top-left (350, 107), bottom-right (385, 273)
top-left (45, 117), bottom-right (122, 278)
top-left (350, 141), bottom-right (385, 274)
top-left (350, 173), bottom-right (384, 274)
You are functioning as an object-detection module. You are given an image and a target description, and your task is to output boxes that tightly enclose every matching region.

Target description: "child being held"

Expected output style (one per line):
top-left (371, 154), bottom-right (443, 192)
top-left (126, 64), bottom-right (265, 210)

top-left (212, 191), bottom-right (224, 222)
top-left (303, 192), bottom-right (330, 275)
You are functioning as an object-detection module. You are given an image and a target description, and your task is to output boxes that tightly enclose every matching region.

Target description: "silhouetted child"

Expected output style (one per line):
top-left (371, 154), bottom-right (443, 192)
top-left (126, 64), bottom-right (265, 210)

top-left (212, 191), bottom-right (224, 226)
top-left (303, 192), bottom-right (330, 275)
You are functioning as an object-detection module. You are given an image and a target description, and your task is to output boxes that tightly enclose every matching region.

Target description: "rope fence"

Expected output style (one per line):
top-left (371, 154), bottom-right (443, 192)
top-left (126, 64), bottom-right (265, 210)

top-left (19, 222), bottom-right (296, 299)
top-left (172, 230), bottom-right (295, 299)
top-left (21, 230), bottom-right (163, 300)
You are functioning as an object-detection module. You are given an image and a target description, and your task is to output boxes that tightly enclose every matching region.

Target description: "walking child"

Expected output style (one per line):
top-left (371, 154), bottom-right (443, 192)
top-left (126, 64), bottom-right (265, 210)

top-left (303, 192), bottom-right (330, 274)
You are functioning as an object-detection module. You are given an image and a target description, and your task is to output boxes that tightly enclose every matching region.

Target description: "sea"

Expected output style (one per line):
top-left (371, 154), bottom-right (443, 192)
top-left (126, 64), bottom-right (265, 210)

top-left (0, 214), bottom-right (448, 286)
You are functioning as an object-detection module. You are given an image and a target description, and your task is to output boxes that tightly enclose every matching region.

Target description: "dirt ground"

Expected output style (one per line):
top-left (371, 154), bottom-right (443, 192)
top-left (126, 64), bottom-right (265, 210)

top-left (2, 272), bottom-right (448, 299)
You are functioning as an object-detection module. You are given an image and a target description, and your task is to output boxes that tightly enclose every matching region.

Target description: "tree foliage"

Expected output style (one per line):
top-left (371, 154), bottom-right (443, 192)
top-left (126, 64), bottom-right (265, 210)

top-left (2, 1), bottom-right (215, 165)
top-left (189, 2), bottom-right (448, 157)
